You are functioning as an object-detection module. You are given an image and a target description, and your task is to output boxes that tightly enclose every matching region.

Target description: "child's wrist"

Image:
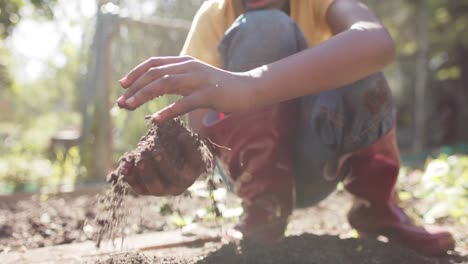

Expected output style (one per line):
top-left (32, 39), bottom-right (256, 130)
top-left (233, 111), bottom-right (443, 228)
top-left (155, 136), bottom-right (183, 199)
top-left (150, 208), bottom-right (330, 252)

top-left (240, 66), bottom-right (269, 109)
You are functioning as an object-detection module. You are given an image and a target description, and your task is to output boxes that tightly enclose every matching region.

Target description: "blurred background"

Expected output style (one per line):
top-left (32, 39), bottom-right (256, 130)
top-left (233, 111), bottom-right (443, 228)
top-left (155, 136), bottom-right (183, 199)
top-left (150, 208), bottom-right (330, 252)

top-left (0, 0), bottom-right (466, 222)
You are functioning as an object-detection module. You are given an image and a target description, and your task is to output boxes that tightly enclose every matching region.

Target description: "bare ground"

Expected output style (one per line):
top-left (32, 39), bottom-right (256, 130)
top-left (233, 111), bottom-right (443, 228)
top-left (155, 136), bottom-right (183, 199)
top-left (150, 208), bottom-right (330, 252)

top-left (0, 182), bottom-right (466, 263)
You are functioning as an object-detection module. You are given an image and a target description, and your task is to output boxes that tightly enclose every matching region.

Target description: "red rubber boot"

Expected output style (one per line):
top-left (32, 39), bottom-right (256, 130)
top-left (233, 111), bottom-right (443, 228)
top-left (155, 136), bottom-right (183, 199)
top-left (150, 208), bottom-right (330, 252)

top-left (201, 101), bottom-right (297, 244)
top-left (344, 127), bottom-right (455, 256)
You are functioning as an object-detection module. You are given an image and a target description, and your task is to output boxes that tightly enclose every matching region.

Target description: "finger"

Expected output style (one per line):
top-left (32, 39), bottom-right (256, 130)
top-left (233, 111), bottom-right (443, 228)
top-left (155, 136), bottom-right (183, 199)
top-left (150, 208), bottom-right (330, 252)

top-left (117, 58), bottom-right (196, 108)
top-left (120, 61), bottom-right (200, 108)
top-left (125, 72), bottom-right (205, 110)
top-left (119, 56), bottom-right (193, 88)
top-left (151, 91), bottom-right (209, 124)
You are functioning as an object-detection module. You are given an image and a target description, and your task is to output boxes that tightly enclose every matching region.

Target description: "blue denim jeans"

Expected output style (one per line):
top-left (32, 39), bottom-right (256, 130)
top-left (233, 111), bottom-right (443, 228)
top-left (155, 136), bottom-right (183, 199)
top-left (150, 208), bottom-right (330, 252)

top-left (218, 9), bottom-right (396, 207)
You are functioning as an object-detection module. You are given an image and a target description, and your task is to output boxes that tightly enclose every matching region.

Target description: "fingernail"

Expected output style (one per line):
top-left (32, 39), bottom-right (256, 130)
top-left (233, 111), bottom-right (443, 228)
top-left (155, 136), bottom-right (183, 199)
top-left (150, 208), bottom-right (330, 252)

top-left (119, 76), bottom-right (128, 85)
top-left (125, 97), bottom-right (135, 107)
top-left (152, 114), bottom-right (162, 124)
top-left (117, 97), bottom-right (126, 108)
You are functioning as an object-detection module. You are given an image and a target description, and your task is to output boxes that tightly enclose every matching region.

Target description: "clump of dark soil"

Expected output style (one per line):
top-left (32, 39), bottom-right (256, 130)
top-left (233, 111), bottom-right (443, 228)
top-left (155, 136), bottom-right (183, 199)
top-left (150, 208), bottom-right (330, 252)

top-left (198, 234), bottom-right (437, 264)
top-left (94, 118), bottom-right (214, 248)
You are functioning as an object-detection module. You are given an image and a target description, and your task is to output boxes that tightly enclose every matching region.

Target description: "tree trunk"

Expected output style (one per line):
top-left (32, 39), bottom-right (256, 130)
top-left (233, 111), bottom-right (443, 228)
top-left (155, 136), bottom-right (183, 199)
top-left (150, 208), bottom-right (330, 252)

top-left (412, 0), bottom-right (430, 152)
top-left (80, 2), bottom-right (120, 180)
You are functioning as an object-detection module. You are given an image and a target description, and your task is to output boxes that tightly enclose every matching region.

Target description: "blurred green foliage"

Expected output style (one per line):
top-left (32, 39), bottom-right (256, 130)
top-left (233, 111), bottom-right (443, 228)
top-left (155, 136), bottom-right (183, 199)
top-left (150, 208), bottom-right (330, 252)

top-left (0, 111), bottom-right (85, 194)
top-left (419, 155), bottom-right (468, 224)
top-left (399, 154), bottom-right (468, 225)
top-left (367, 0), bottom-right (468, 148)
top-left (0, 0), bottom-right (56, 38)
top-left (0, 0), bottom-right (84, 192)
top-left (0, 146), bottom-right (84, 194)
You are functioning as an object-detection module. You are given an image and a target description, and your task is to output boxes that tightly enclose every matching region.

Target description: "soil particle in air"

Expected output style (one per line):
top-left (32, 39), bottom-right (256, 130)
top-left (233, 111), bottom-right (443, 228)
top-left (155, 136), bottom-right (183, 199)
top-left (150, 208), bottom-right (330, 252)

top-left (94, 174), bottom-right (129, 248)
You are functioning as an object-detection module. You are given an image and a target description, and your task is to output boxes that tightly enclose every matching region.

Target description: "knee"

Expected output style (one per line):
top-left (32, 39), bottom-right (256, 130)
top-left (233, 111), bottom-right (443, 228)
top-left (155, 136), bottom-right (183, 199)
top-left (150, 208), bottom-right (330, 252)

top-left (219, 10), bottom-right (307, 71)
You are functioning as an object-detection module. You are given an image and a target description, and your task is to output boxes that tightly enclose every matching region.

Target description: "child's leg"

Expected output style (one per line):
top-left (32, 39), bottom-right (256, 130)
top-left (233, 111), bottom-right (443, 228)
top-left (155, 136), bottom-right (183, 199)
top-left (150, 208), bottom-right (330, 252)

top-left (296, 67), bottom-right (454, 255)
top-left (200, 9), bottom-right (306, 243)
top-left (343, 127), bottom-right (455, 256)
top-left (295, 72), bottom-right (396, 206)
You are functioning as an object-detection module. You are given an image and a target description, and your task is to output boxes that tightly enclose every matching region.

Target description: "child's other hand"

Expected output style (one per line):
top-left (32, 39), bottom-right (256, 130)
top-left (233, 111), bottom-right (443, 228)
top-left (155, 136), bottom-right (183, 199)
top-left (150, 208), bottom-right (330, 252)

top-left (117, 56), bottom-right (259, 124)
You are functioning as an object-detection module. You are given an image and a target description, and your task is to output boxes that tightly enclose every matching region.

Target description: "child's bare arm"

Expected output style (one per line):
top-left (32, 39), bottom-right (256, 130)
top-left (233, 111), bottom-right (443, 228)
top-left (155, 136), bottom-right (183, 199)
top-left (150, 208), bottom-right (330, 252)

top-left (251, 0), bottom-right (395, 107)
top-left (117, 0), bottom-right (395, 124)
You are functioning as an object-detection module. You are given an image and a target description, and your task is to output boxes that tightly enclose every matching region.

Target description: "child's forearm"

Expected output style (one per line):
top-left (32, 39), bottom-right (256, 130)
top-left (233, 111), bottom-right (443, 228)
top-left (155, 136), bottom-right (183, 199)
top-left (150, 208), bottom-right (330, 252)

top-left (248, 25), bottom-right (395, 106)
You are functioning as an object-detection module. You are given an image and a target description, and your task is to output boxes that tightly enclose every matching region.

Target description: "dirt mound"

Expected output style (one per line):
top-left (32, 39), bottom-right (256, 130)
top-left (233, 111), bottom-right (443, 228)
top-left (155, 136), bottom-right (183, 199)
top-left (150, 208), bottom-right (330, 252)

top-left (198, 233), bottom-right (437, 264)
top-left (94, 118), bottom-right (214, 247)
top-left (94, 251), bottom-right (183, 264)
top-left (92, 234), bottom-right (437, 264)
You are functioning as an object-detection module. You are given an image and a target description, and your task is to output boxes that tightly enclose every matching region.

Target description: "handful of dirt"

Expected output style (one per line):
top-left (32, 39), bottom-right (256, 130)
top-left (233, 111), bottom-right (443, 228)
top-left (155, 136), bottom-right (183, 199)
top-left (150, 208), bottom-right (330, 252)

top-left (94, 118), bottom-right (214, 248)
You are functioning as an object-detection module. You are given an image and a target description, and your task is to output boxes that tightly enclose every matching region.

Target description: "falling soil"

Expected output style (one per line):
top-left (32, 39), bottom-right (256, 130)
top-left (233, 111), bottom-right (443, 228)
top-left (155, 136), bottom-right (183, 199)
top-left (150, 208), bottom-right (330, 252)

top-left (94, 118), bottom-right (214, 248)
top-left (94, 174), bottom-right (129, 248)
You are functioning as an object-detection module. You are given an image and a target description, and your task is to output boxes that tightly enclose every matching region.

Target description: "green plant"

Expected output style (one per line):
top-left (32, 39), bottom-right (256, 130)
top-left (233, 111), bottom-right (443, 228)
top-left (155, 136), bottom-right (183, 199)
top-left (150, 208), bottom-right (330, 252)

top-left (399, 154), bottom-right (468, 225)
top-left (0, 146), bottom-right (85, 194)
top-left (0, 111), bottom-right (84, 193)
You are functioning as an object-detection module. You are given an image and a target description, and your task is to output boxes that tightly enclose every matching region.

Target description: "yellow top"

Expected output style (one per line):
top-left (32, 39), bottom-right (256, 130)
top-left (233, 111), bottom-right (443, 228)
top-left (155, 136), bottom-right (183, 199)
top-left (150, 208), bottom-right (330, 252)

top-left (180, 0), bottom-right (335, 68)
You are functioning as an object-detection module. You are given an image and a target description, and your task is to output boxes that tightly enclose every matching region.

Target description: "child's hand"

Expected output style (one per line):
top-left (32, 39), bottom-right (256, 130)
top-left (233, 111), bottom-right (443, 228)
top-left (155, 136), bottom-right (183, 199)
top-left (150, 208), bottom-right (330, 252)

top-left (117, 56), bottom-right (259, 123)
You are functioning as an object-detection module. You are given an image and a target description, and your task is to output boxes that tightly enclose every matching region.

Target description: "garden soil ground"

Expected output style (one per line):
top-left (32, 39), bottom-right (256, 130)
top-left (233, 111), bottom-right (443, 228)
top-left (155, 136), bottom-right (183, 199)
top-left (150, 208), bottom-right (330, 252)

top-left (1, 186), bottom-right (466, 263)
